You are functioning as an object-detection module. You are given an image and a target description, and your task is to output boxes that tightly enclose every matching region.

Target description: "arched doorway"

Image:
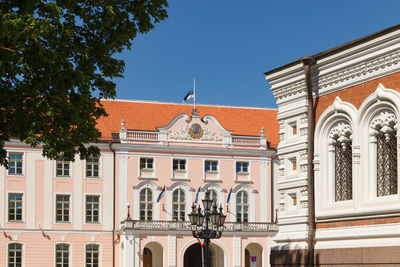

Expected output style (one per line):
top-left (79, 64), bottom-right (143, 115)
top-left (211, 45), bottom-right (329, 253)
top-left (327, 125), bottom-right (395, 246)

top-left (143, 248), bottom-right (152, 267)
top-left (184, 243), bottom-right (224, 267)
top-left (244, 243), bottom-right (263, 267)
top-left (143, 242), bottom-right (163, 267)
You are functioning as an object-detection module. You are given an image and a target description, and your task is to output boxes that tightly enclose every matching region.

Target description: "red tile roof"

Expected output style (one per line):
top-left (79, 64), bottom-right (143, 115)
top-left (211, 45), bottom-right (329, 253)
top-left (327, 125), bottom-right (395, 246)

top-left (97, 100), bottom-right (279, 147)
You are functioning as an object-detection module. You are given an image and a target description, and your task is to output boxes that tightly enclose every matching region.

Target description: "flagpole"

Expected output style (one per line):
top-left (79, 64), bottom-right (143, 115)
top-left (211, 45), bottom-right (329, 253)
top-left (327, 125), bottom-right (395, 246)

top-left (193, 78), bottom-right (196, 110)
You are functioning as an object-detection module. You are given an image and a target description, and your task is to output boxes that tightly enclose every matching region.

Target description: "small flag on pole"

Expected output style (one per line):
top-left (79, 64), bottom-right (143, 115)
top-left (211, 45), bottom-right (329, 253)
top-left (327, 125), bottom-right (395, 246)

top-left (183, 89), bottom-right (194, 103)
top-left (157, 186), bottom-right (166, 202)
top-left (195, 186), bottom-right (201, 204)
top-left (226, 188), bottom-right (232, 204)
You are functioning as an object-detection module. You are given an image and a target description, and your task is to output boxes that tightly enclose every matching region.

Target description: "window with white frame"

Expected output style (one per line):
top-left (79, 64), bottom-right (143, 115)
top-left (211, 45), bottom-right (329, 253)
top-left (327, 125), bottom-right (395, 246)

top-left (86, 195), bottom-right (100, 223)
top-left (140, 158), bottom-right (154, 170)
top-left (205, 160), bottom-right (218, 172)
top-left (56, 195), bottom-right (70, 223)
top-left (55, 243), bottom-right (69, 267)
top-left (86, 157), bottom-right (99, 178)
top-left (140, 188), bottom-right (153, 221)
top-left (236, 190), bottom-right (248, 222)
top-left (85, 244), bottom-right (99, 267)
top-left (329, 122), bottom-right (353, 202)
top-left (56, 160), bottom-right (70, 177)
top-left (8, 152), bottom-right (23, 175)
top-left (173, 159), bottom-right (186, 171)
top-left (172, 189), bottom-right (185, 221)
top-left (376, 124), bottom-right (398, 196)
top-left (8, 243), bottom-right (22, 267)
top-left (236, 161), bottom-right (249, 174)
top-left (8, 193), bottom-right (23, 222)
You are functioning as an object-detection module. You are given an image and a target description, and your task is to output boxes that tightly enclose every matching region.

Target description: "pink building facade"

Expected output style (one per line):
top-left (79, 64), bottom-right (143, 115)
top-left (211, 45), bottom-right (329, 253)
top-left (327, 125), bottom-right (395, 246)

top-left (1, 100), bottom-right (279, 266)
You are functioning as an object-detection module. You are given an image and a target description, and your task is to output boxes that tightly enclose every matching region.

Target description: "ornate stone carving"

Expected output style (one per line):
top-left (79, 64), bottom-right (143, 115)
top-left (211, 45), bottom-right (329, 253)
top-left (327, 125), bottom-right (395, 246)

top-left (371, 111), bottom-right (397, 130)
top-left (169, 125), bottom-right (223, 142)
top-left (329, 122), bottom-right (352, 147)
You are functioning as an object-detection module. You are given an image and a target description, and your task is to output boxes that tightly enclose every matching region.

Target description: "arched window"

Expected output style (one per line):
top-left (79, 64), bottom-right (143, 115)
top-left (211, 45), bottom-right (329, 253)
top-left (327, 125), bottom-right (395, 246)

top-left (140, 188), bottom-right (153, 221)
top-left (329, 122), bottom-right (353, 201)
top-left (236, 191), bottom-right (248, 222)
top-left (209, 189), bottom-right (218, 204)
top-left (85, 244), bottom-right (99, 267)
top-left (8, 243), bottom-right (22, 267)
top-left (372, 112), bottom-right (398, 196)
top-left (172, 189), bottom-right (185, 221)
top-left (55, 243), bottom-right (70, 267)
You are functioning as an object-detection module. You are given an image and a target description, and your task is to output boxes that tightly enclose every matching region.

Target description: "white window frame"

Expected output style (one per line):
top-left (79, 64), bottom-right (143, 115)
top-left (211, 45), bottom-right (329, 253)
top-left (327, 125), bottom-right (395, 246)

top-left (7, 191), bottom-right (24, 223)
top-left (56, 160), bottom-right (71, 177)
top-left (133, 182), bottom-right (161, 221)
top-left (172, 158), bottom-right (187, 171)
top-left (139, 188), bottom-right (153, 221)
top-left (172, 188), bottom-right (186, 221)
top-left (7, 242), bottom-right (24, 267)
top-left (85, 157), bottom-right (101, 179)
top-left (7, 152), bottom-right (24, 176)
top-left (235, 190), bottom-right (249, 223)
top-left (54, 193), bottom-right (72, 224)
top-left (84, 243), bottom-right (101, 267)
top-left (234, 160), bottom-right (251, 182)
top-left (139, 157), bottom-right (154, 171)
top-left (171, 158), bottom-right (189, 180)
top-left (204, 160), bottom-right (218, 173)
top-left (84, 194), bottom-right (101, 224)
top-left (55, 242), bottom-right (71, 267)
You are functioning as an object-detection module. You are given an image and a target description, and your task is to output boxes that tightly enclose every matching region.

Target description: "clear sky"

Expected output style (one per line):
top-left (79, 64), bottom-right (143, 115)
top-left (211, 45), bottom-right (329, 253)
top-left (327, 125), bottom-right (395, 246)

top-left (113, 0), bottom-right (400, 108)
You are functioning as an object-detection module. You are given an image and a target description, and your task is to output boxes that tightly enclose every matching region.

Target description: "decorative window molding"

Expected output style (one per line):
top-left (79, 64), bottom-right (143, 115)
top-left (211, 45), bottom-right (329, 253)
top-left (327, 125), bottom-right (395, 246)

top-left (8, 242), bottom-right (23, 267)
top-left (55, 243), bottom-right (70, 266)
top-left (85, 243), bottom-right (100, 267)
top-left (172, 189), bottom-right (185, 221)
top-left (133, 181), bottom-right (161, 221)
top-left (55, 194), bottom-right (71, 223)
top-left (370, 111), bottom-right (398, 197)
top-left (329, 122), bottom-right (353, 202)
top-left (8, 192), bottom-right (24, 223)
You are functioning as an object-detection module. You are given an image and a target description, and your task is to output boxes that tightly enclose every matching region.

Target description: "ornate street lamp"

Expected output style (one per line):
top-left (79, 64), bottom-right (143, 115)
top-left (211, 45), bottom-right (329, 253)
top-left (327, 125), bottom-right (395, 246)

top-left (188, 191), bottom-right (226, 267)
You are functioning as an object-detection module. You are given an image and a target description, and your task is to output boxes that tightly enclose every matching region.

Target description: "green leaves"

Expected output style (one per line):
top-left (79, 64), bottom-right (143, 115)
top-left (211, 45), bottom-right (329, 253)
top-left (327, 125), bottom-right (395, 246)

top-left (0, 0), bottom-right (168, 166)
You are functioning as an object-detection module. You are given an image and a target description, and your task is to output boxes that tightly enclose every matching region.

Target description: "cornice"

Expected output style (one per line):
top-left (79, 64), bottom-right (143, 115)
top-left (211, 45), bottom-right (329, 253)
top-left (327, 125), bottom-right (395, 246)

top-left (112, 143), bottom-right (276, 158)
top-left (269, 41), bottom-right (400, 103)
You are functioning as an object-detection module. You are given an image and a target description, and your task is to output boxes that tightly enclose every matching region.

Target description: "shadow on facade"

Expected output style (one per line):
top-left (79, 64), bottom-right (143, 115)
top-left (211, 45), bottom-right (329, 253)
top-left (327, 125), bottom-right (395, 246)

top-left (270, 247), bottom-right (321, 267)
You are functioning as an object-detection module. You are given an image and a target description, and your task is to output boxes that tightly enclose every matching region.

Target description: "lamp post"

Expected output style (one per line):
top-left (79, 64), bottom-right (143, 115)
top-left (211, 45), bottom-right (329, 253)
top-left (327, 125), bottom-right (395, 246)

top-left (188, 191), bottom-right (227, 267)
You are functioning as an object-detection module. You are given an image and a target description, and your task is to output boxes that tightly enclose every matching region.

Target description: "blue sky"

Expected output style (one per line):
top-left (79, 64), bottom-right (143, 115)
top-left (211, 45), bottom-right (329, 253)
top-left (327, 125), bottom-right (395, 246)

top-left (113, 0), bottom-right (400, 108)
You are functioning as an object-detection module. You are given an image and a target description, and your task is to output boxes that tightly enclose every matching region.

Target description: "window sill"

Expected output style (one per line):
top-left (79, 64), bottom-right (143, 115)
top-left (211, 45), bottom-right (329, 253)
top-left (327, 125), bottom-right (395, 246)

top-left (235, 179), bottom-right (253, 184)
top-left (171, 177), bottom-right (190, 181)
top-left (84, 177), bottom-right (102, 180)
top-left (138, 176), bottom-right (158, 181)
top-left (202, 178), bottom-right (222, 183)
top-left (55, 176), bottom-right (72, 179)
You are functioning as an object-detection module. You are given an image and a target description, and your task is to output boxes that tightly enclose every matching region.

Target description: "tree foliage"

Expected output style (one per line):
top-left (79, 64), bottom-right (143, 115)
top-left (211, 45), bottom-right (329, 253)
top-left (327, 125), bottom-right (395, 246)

top-left (0, 0), bottom-right (168, 166)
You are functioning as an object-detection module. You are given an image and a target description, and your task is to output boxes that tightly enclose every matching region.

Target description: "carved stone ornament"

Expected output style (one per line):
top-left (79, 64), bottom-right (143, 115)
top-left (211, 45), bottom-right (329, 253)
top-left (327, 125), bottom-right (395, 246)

top-left (329, 122), bottom-right (352, 145)
top-left (169, 124), bottom-right (223, 142)
top-left (371, 111), bottom-right (397, 131)
top-left (189, 123), bottom-right (203, 139)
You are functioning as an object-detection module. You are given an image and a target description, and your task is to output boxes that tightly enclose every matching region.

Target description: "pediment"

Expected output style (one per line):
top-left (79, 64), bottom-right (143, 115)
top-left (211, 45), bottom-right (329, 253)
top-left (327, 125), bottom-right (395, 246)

top-left (157, 111), bottom-right (232, 143)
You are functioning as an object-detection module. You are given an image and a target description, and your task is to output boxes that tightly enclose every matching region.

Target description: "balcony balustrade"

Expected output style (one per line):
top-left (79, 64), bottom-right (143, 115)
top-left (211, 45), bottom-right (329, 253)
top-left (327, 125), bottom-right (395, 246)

top-left (121, 220), bottom-right (278, 233)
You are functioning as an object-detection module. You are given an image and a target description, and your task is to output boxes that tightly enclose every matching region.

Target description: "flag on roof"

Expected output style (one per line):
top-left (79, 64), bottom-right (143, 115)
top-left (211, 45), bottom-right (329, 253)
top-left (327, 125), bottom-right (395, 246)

top-left (183, 89), bottom-right (194, 103)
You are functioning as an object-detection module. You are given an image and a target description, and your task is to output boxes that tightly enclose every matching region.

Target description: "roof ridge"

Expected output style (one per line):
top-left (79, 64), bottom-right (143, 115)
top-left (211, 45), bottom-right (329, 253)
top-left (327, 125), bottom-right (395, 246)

top-left (100, 98), bottom-right (277, 111)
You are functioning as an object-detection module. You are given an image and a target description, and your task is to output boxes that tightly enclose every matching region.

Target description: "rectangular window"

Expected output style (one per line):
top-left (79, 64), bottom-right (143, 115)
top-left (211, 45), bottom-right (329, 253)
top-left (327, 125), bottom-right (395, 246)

top-left (56, 195), bottom-right (70, 223)
top-left (86, 157), bottom-right (99, 178)
top-left (86, 195), bottom-right (100, 223)
top-left (9, 152), bottom-right (23, 175)
top-left (140, 158), bottom-right (154, 170)
top-left (86, 244), bottom-right (99, 267)
top-left (56, 160), bottom-right (70, 177)
top-left (8, 193), bottom-right (23, 222)
top-left (56, 243), bottom-right (69, 267)
top-left (205, 160), bottom-right (218, 172)
top-left (292, 124), bottom-right (297, 135)
top-left (8, 243), bottom-right (22, 267)
top-left (236, 161), bottom-right (249, 173)
top-left (173, 159), bottom-right (186, 171)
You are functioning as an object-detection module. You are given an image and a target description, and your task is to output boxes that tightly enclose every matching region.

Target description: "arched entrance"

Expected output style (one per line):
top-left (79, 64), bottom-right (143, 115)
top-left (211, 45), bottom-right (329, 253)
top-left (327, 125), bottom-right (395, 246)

top-left (184, 243), bottom-right (224, 267)
top-left (143, 242), bottom-right (163, 267)
top-left (244, 243), bottom-right (263, 267)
